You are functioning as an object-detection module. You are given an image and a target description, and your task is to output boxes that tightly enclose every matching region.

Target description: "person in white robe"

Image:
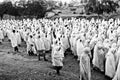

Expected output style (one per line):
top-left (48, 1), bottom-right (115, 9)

top-left (79, 47), bottom-right (91, 80)
top-left (103, 39), bottom-right (111, 50)
top-left (27, 35), bottom-right (36, 55)
top-left (46, 32), bottom-right (52, 48)
top-left (34, 35), bottom-right (47, 61)
top-left (112, 59), bottom-right (120, 80)
top-left (61, 34), bottom-right (70, 52)
top-left (6, 29), bottom-right (12, 42)
top-left (69, 32), bottom-right (76, 55)
top-left (16, 31), bottom-right (22, 46)
top-left (10, 30), bottom-right (18, 52)
top-left (76, 38), bottom-right (84, 61)
top-left (0, 29), bottom-right (4, 43)
top-left (71, 34), bottom-right (78, 57)
top-left (105, 44), bottom-right (116, 79)
top-left (52, 39), bottom-right (64, 75)
top-left (89, 35), bottom-right (97, 64)
top-left (43, 34), bottom-right (51, 54)
top-left (93, 41), bottom-right (106, 72)
top-left (92, 41), bottom-right (102, 68)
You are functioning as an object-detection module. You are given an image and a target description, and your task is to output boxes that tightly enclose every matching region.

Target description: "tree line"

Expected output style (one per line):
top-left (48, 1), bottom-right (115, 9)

top-left (0, 1), bottom-right (49, 19)
top-left (85, 0), bottom-right (119, 15)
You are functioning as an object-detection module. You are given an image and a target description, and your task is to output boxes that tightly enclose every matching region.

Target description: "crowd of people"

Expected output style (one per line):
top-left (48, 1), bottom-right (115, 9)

top-left (0, 18), bottom-right (120, 80)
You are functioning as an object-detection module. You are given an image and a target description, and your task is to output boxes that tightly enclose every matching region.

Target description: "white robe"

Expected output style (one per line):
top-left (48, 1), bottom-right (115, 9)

top-left (115, 47), bottom-right (120, 68)
top-left (47, 33), bottom-right (52, 45)
top-left (79, 51), bottom-right (91, 80)
top-left (22, 31), bottom-right (28, 42)
top-left (52, 44), bottom-right (64, 66)
top-left (43, 37), bottom-right (51, 51)
top-left (92, 44), bottom-right (99, 68)
top-left (7, 30), bottom-right (12, 40)
top-left (76, 39), bottom-right (84, 60)
top-left (34, 37), bottom-right (45, 51)
top-left (112, 59), bottom-right (120, 80)
top-left (16, 32), bottom-right (22, 45)
top-left (10, 32), bottom-right (18, 48)
top-left (105, 49), bottom-right (116, 78)
top-left (61, 36), bottom-right (70, 51)
top-left (27, 37), bottom-right (36, 54)
top-left (89, 37), bottom-right (97, 50)
top-left (71, 34), bottom-right (79, 56)
top-left (70, 34), bottom-right (75, 55)
top-left (0, 30), bottom-right (4, 40)
top-left (3, 29), bottom-right (7, 37)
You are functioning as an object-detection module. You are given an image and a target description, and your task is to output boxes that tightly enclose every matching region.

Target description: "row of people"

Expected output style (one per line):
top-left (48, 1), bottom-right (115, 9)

top-left (0, 18), bottom-right (120, 80)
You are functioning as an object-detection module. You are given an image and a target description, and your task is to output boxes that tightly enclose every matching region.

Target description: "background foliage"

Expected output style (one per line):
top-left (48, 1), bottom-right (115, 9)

top-left (0, 0), bottom-right (51, 19)
top-left (85, 0), bottom-right (119, 15)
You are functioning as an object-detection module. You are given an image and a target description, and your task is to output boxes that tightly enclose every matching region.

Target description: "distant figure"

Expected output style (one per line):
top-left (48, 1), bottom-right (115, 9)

top-left (10, 30), bottom-right (19, 52)
top-left (27, 35), bottom-right (36, 56)
top-left (0, 29), bottom-right (4, 44)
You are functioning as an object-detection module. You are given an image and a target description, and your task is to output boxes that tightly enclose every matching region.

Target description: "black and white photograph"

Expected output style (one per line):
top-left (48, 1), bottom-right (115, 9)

top-left (0, 0), bottom-right (119, 80)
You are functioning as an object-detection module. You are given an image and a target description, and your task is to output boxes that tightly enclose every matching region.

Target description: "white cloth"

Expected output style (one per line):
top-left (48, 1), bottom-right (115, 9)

top-left (79, 49), bottom-right (91, 80)
top-left (112, 59), bottom-right (120, 80)
top-left (92, 44), bottom-right (99, 68)
top-left (105, 49), bottom-right (116, 78)
top-left (27, 37), bottom-right (36, 54)
top-left (34, 37), bottom-right (45, 51)
top-left (16, 32), bottom-right (22, 45)
top-left (61, 36), bottom-right (70, 51)
top-left (52, 44), bottom-right (64, 66)
top-left (43, 37), bottom-right (51, 51)
top-left (10, 32), bottom-right (18, 47)
top-left (0, 30), bottom-right (4, 40)
top-left (76, 39), bottom-right (84, 60)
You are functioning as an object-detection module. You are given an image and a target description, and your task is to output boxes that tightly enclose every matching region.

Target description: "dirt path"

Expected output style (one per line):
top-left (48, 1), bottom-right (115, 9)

top-left (0, 38), bottom-right (109, 80)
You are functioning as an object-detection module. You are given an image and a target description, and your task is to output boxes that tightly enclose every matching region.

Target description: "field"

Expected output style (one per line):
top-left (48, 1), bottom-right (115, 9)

top-left (0, 38), bottom-right (110, 80)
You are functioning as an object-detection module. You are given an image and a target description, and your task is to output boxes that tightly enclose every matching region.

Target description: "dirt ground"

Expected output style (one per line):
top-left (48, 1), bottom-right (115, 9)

top-left (0, 38), bottom-right (109, 80)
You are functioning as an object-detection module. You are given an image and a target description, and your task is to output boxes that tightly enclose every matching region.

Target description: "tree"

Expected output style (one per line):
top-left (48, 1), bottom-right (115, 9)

top-left (85, 0), bottom-right (119, 15)
top-left (0, 0), bottom-right (51, 19)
